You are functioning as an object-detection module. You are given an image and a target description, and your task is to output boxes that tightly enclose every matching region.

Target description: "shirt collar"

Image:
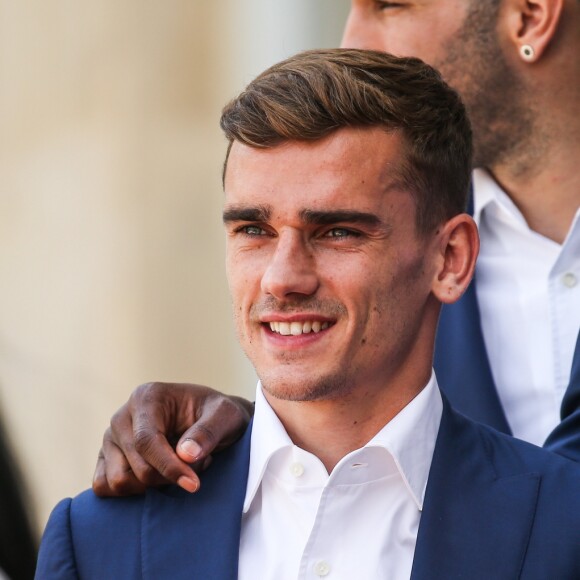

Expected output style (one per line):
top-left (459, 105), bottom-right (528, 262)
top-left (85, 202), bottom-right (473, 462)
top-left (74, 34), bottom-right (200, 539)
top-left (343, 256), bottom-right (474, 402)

top-left (243, 383), bottom-right (294, 513)
top-left (472, 168), bottom-right (527, 227)
top-left (473, 168), bottom-right (580, 250)
top-left (243, 373), bottom-right (442, 513)
top-left (364, 372), bottom-right (442, 509)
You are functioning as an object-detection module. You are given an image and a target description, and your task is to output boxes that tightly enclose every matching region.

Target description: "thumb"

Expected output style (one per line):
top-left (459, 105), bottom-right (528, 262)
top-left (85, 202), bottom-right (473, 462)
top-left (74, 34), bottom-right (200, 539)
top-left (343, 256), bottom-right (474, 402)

top-left (176, 394), bottom-right (253, 463)
top-left (176, 423), bottom-right (219, 463)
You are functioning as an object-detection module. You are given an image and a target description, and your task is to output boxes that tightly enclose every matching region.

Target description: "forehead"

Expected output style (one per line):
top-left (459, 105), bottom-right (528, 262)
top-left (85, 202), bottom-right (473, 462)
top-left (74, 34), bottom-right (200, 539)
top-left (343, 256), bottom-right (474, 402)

top-left (224, 127), bottom-right (412, 214)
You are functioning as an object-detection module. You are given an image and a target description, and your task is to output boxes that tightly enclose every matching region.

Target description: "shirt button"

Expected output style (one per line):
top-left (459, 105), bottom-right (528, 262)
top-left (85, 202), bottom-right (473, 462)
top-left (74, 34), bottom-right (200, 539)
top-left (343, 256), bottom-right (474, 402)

top-left (313, 561), bottom-right (331, 577)
top-left (562, 273), bottom-right (577, 288)
top-left (290, 462), bottom-right (304, 477)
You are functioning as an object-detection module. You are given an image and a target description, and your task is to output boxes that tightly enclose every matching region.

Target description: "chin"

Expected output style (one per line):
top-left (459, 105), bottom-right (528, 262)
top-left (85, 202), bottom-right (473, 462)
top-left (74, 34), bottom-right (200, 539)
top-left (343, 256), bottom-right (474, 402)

top-left (260, 372), bottom-right (350, 403)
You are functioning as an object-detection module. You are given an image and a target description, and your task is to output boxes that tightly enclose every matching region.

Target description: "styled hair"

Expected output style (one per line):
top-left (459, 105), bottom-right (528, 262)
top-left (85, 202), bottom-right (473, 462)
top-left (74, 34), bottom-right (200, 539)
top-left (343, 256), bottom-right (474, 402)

top-left (220, 49), bottom-right (472, 233)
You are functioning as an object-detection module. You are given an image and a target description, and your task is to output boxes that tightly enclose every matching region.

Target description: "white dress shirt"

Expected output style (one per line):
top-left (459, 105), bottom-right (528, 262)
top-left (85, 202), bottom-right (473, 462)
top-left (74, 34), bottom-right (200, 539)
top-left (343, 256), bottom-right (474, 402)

top-left (473, 168), bottom-right (580, 444)
top-left (238, 374), bottom-right (443, 580)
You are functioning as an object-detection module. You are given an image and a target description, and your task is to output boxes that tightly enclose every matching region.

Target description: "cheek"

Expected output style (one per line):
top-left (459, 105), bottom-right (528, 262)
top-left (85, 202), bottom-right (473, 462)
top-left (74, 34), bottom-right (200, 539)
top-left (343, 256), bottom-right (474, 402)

top-left (226, 275), bottom-right (253, 337)
top-left (366, 256), bottom-right (429, 321)
top-left (226, 260), bottom-right (268, 346)
top-left (227, 245), bottom-right (271, 282)
top-left (226, 252), bottom-right (262, 294)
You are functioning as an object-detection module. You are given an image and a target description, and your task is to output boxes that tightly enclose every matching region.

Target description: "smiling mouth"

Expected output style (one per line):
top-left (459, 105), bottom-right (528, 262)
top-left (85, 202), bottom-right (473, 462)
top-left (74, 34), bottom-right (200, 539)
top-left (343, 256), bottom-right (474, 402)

top-left (268, 320), bottom-right (332, 336)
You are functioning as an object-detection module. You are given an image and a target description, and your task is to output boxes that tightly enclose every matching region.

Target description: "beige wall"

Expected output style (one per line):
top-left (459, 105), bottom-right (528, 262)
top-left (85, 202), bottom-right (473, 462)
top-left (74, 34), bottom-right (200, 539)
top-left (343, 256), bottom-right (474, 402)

top-left (0, 0), bottom-right (349, 534)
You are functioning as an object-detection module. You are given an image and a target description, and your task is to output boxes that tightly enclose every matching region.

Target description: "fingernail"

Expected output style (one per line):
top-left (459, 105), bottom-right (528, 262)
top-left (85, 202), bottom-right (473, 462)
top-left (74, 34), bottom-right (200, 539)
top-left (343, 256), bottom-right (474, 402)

top-left (177, 476), bottom-right (199, 493)
top-left (180, 439), bottom-right (202, 460)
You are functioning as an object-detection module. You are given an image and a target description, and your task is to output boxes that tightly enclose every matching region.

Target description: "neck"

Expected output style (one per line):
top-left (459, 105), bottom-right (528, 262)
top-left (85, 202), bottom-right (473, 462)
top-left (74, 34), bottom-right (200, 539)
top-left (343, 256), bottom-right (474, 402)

top-left (263, 368), bottom-right (431, 473)
top-left (485, 42), bottom-right (580, 244)
top-left (488, 113), bottom-right (580, 244)
top-left (489, 152), bottom-right (579, 245)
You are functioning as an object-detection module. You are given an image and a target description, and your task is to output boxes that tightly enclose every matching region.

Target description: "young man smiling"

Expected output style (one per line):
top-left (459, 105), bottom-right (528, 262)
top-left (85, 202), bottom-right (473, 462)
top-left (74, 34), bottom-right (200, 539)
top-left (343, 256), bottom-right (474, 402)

top-left (37, 49), bottom-right (580, 579)
top-left (224, 127), bottom-right (449, 470)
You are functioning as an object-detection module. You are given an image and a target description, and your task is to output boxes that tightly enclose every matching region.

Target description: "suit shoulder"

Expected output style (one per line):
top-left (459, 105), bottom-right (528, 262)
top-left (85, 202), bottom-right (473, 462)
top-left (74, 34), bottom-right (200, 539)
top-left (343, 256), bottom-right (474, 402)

top-left (69, 486), bottom-right (145, 522)
top-left (37, 489), bottom-right (146, 579)
top-left (71, 488), bottom-right (146, 557)
top-left (36, 498), bottom-right (78, 579)
top-left (469, 415), bottom-right (580, 493)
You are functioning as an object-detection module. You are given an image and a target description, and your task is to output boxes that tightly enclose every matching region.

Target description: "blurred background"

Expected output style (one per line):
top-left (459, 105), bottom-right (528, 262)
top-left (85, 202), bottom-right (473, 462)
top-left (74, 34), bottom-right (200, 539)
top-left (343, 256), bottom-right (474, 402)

top-left (0, 0), bottom-right (349, 537)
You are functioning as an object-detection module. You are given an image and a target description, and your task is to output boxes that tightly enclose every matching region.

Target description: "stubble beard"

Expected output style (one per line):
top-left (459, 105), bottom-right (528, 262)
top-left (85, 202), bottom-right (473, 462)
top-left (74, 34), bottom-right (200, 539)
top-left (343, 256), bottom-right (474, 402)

top-left (259, 365), bottom-right (352, 403)
top-left (237, 296), bottom-right (353, 402)
top-left (436, 2), bottom-right (538, 175)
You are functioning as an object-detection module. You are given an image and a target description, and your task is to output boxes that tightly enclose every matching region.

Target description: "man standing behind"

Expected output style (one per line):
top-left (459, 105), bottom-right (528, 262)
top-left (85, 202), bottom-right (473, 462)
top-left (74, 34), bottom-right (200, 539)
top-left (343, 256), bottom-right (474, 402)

top-left (342, 0), bottom-right (580, 453)
top-left (38, 50), bottom-right (580, 579)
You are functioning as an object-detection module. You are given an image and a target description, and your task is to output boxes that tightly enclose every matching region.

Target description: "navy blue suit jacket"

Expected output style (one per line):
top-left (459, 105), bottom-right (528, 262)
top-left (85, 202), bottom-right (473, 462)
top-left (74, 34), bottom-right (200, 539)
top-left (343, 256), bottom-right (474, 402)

top-left (36, 398), bottom-right (580, 579)
top-left (434, 195), bottom-right (580, 461)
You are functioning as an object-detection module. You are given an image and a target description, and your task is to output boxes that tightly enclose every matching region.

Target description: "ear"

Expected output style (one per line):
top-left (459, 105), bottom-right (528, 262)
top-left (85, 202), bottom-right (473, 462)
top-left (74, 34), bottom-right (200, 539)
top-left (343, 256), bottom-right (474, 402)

top-left (431, 214), bottom-right (479, 305)
top-left (503, 0), bottom-right (564, 62)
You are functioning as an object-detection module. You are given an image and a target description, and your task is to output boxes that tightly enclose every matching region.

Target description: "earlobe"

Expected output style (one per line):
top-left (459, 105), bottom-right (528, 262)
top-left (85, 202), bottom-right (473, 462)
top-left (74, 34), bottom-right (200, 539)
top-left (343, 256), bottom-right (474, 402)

top-left (432, 214), bottom-right (479, 305)
top-left (506, 0), bottom-right (564, 62)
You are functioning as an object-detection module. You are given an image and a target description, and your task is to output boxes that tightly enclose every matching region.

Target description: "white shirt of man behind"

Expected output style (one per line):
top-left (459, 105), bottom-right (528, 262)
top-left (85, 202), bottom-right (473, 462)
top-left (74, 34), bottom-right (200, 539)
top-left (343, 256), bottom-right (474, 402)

top-left (474, 169), bottom-right (580, 444)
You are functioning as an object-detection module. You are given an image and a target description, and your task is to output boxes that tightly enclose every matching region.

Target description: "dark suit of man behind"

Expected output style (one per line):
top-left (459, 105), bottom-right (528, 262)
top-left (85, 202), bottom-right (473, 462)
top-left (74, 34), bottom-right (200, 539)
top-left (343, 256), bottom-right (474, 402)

top-left (435, 198), bottom-right (580, 462)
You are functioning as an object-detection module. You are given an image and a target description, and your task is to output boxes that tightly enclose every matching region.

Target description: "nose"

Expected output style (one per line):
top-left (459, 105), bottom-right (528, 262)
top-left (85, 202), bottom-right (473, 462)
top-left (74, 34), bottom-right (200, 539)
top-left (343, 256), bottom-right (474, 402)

top-left (261, 231), bottom-right (319, 300)
top-left (341, 5), bottom-right (381, 50)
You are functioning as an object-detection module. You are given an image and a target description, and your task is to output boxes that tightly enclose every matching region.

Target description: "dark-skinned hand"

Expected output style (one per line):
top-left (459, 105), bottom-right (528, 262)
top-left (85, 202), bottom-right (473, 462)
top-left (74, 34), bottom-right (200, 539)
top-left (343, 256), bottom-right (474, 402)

top-left (92, 382), bottom-right (253, 496)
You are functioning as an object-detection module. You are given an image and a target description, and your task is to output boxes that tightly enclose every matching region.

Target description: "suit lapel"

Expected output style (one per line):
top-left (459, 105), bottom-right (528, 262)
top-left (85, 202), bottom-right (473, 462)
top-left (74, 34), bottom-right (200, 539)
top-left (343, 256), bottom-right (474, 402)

top-left (561, 330), bottom-right (580, 420)
top-left (435, 280), bottom-right (511, 434)
top-left (411, 399), bottom-right (540, 580)
top-left (435, 187), bottom-right (510, 434)
top-left (544, 330), bottom-right (580, 460)
top-left (141, 425), bottom-right (252, 580)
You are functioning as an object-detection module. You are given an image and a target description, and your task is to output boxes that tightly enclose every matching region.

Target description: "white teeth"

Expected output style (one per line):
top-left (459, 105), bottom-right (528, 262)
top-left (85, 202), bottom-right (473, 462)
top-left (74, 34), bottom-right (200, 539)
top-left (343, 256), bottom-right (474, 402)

top-left (290, 322), bottom-right (303, 336)
top-left (268, 320), bottom-right (331, 335)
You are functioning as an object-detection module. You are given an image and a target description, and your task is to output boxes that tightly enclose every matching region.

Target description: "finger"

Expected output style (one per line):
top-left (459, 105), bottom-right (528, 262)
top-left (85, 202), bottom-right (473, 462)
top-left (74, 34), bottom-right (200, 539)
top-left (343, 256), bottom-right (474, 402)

top-left (176, 396), bottom-right (251, 462)
top-left (99, 422), bottom-right (181, 494)
top-left (92, 450), bottom-right (112, 496)
top-left (107, 410), bottom-right (164, 484)
top-left (92, 444), bottom-right (147, 497)
top-left (131, 415), bottom-right (200, 493)
top-left (177, 431), bottom-right (211, 463)
top-left (187, 453), bottom-right (213, 476)
top-left (108, 398), bottom-right (199, 492)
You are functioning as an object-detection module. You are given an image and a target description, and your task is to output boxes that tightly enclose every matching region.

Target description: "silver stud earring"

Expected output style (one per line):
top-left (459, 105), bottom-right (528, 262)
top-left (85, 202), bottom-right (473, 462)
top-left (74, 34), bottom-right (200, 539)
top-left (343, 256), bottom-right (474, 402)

top-left (520, 44), bottom-right (535, 62)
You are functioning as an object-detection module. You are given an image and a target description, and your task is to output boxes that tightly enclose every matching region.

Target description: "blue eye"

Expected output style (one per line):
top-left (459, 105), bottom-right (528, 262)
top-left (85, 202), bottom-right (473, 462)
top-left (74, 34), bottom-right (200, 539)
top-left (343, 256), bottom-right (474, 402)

top-left (325, 228), bottom-right (359, 238)
top-left (244, 225), bottom-right (265, 235)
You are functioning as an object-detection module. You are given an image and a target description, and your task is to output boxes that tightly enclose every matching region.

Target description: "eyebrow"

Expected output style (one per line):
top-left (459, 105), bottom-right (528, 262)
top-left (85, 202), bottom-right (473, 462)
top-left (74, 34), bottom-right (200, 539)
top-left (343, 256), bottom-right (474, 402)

top-left (299, 209), bottom-right (383, 228)
top-left (222, 205), bottom-right (383, 228)
top-left (223, 205), bottom-right (271, 223)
